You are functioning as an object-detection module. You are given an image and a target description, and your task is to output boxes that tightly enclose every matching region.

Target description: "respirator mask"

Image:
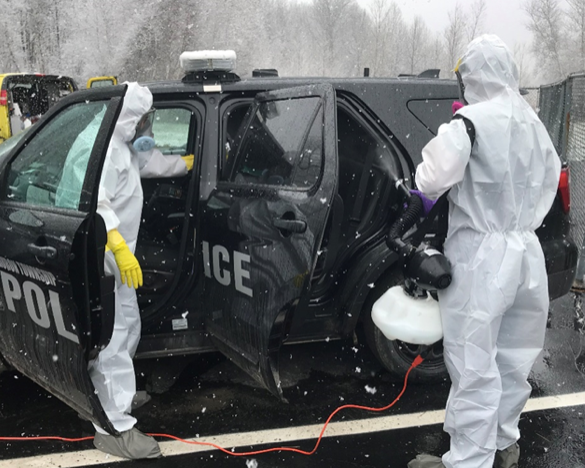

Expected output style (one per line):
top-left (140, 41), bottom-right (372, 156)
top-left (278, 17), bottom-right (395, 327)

top-left (131, 108), bottom-right (156, 152)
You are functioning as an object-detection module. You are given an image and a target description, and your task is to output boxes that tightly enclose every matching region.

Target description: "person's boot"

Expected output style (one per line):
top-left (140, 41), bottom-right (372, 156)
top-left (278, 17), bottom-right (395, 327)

top-left (494, 443), bottom-right (519, 468)
top-left (407, 454), bottom-right (446, 467)
top-left (93, 427), bottom-right (162, 459)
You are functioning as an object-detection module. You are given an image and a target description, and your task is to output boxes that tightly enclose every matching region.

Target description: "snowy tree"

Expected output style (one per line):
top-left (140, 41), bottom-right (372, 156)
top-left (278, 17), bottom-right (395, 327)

top-left (310, 0), bottom-right (354, 75)
top-left (514, 42), bottom-right (532, 86)
top-left (0, 0), bottom-right (509, 84)
top-left (566, 0), bottom-right (585, 71)
top-left (466, 0), bottom-right (487, 43)
top-left (443, 3), bottom-right (466, 77)
top-left (405, 16), bottom-right (430, 75)
top-left (366, 0), bottom-right (405, 77)
top-left (345, 6), bottom-right (371, 76)
top-left (524, 0), bottom-right (567, 81)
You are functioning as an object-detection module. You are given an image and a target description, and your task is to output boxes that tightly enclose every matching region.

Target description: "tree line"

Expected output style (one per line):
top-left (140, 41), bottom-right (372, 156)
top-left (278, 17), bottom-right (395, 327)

top-left (2, 0), bottom-right (576, 87)
top-left (524, 0), bottom-right (585, 83)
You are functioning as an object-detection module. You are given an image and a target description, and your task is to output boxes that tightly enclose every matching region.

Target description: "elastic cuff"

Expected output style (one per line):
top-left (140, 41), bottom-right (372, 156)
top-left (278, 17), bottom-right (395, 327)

top-left (107, 229), bottom-right (126, 251)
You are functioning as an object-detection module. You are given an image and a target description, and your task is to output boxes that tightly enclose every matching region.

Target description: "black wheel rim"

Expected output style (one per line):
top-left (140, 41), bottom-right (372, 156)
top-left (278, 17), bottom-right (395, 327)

top-left (390, 338), bottom-right (445, 369)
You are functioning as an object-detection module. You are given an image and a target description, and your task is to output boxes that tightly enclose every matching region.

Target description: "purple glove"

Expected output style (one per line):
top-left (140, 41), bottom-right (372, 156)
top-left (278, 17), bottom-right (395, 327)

top-left (409, 189), bottom-right (436, 216)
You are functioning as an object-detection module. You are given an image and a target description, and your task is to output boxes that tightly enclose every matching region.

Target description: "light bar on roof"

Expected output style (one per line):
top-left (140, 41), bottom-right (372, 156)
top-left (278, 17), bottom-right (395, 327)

top-left (180, 50), bottom-right (237, 73)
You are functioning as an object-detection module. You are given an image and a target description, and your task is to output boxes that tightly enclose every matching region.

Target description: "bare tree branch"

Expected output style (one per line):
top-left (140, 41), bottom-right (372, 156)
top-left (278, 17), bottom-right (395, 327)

top-left (444, 3), bottom-right (466, 76)
top-left (466, 0), bottom-right (487, 42)
top-left (523, 0), bottom-right (567, 81)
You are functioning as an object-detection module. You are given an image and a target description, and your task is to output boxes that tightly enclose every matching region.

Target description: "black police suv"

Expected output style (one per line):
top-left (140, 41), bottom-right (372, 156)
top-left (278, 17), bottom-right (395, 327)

top-left (0, 53), bottom-right (577, 431)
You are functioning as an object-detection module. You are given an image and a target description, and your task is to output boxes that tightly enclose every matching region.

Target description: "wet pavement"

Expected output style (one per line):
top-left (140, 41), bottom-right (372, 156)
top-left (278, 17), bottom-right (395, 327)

top-left (1, 292), bottom-right (584, 467)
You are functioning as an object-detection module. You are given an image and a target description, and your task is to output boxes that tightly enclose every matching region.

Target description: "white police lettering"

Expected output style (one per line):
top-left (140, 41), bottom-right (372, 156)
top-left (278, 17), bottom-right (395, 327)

top-left (0, 271), bottom-right (80, 344)
top-left (213, 245), bottom-right (231, 286)
top-left (233, 251), bottom-right (253, 297)
top-left (49, 290), bottom-right (79, 343)
top-left (23, 281), bottom-right (51, 329)
top-left (0, 256), bottom-right (57, 286)
top-left (202, 241), bottom-right (253, 297)
top-left (202, 241), bottom-right (212, 278)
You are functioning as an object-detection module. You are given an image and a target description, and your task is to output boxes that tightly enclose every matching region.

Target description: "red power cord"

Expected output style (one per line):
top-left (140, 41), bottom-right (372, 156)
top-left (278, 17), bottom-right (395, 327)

top-left (0, 355), bottom-right (424, 457)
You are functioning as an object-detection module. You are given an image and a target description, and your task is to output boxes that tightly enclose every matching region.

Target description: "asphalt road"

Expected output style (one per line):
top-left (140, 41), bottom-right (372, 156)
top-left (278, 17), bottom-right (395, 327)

top-left (1, 292), bottom-right (584, 467)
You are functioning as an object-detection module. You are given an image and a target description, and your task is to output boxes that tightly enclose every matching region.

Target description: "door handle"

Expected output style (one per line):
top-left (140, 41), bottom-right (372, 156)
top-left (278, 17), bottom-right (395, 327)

top-left (27, 244), bottom-right (57, 260)
top-left (272, 218), bottom-right (307, 234)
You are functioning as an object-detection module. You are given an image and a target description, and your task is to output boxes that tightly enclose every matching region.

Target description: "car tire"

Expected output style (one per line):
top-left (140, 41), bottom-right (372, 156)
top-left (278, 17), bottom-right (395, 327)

top-left (362, 274), bottom-right (449, 383)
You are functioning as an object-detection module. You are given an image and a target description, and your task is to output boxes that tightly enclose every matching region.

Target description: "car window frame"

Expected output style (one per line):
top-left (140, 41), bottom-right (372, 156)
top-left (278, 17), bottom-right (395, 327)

top-left (149, 103), bottom-right (196, 156)
top-left (218, 95), bottom-right (326, 193)
top-left (0, 89), bottom-right (126, 216)
top-left (1, 100), bottom-right (111, 213)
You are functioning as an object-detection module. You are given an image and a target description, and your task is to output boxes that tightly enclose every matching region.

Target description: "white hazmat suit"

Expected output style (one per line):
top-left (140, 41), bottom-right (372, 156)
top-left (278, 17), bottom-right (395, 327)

top-left (88, 82), bottom-right (188, 437)
top-left (413, 35), bottom-right (561, 468)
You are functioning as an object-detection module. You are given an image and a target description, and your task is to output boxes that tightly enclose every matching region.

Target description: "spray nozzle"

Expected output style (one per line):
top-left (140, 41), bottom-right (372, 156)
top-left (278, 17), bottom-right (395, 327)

top-left (386, 184), bottom-right (452, 291)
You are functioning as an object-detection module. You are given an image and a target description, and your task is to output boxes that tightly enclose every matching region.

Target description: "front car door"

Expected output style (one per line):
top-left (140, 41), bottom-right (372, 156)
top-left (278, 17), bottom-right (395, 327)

top-left (0, 86), bottom-right (126, 433)
top-left (201, 84), bottom-right (338, 398)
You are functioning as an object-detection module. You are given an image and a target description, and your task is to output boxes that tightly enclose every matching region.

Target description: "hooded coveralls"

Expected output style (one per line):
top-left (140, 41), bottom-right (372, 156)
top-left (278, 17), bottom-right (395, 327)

top-left (415, 35), bottom-right (561, 468)
top-left (88, 83), bottom-right (188, 434)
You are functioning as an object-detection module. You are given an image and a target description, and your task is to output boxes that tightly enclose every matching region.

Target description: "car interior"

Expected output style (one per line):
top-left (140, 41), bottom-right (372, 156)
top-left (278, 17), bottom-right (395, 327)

top-left (134, 107), bottom-right (194, 309)
top-left (7, 76), bottom-right (75, 136)
top-left (222, 98), bottom-right (404, 299)
top-left (310, 103), bottom-right (403, 297)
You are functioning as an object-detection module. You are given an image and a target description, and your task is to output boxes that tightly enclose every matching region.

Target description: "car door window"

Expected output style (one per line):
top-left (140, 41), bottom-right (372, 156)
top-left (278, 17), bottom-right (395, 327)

top-left (152, 108), bottom-right (192, 155)
top-left (4, 101), bottom-right (108, 210)
top-left (228, 97), bottom-right (323, 188)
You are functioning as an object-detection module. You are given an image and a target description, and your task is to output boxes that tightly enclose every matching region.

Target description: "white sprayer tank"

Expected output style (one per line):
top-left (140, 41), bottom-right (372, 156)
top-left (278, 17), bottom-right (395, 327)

top-left (371, 285), bottom-right (443, 346)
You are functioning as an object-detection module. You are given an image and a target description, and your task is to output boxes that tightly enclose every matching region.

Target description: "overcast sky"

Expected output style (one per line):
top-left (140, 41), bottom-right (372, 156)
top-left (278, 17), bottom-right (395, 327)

top-left (355, 0), bottom-right (545, 51)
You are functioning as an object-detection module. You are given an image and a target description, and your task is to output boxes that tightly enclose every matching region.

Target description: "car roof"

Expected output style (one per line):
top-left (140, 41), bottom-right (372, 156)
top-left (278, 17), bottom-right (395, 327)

top-left (143, 75), bottom-right (460, 167)
top-left (142, 75), bottom-right (456, 93)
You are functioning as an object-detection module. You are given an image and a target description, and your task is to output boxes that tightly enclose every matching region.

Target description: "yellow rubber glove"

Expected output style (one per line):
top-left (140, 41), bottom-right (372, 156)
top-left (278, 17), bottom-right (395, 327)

top-left (107, 229), bottom-right (143, 289)
top-left (181, 154), bottom-right (194, 171)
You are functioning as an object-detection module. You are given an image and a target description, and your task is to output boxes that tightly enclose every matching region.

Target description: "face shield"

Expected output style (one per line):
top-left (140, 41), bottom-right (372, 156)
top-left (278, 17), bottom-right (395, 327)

top-left (131, 108), bottom-right (156, 152)
top-left (454, 58), bottom-right (467, 105)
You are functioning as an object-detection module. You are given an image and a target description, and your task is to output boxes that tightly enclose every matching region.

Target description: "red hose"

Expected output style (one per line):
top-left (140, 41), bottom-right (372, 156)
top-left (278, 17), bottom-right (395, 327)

top-left (0, 355), bottom-right (424, 457)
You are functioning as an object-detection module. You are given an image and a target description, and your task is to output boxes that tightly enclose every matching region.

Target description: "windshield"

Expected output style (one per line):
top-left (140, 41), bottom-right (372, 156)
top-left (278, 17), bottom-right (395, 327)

top-left (0, 127), bottom-right (30, 160)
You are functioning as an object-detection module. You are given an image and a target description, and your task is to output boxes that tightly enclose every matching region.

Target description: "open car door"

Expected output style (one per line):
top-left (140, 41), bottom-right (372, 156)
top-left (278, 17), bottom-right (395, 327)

top-left (202, 84), bottom-right (338, 398)
top-left (0, 86), bottom-right (126, 433)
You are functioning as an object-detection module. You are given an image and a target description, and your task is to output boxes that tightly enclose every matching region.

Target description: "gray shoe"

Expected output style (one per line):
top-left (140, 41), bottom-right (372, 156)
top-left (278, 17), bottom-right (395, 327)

top-left (93, 427), bottom-right (162, 460)
top-left (131, 391), bottom-right (152, 411)
top-left (494, 443), bottom-right (519, 468)
top-left (407, 454), bottom-right (446, 468)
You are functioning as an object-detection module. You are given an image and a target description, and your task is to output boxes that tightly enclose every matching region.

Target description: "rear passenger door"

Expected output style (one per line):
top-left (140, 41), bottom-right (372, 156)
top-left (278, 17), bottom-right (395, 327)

top-left (201, 84), bottom-right (338, 398)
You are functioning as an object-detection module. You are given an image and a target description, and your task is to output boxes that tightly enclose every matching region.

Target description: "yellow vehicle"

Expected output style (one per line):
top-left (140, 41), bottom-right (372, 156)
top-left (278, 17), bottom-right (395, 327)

top-left (0, 73), bottom-right (78, 143)
top-left (87, 76), bottom-right (118, 88)
top-left (0, 74), bottom-right (118, 143)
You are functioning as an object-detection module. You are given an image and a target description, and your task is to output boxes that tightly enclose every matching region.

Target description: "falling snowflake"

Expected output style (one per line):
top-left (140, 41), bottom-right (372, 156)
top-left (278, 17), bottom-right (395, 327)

top-left (365, 385), bottom-right (377, 395)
